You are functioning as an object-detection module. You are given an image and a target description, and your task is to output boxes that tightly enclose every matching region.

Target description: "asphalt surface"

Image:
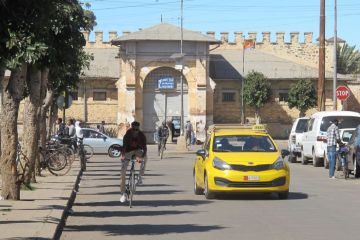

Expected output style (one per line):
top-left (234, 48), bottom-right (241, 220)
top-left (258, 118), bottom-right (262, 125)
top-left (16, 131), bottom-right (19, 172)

top-left (60, 142), bottom-right (360, 240)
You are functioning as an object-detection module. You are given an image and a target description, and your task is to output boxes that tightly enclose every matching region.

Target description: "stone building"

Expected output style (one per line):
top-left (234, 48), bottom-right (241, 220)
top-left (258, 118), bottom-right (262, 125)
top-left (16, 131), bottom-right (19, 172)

top-left (64, 23), bottom-right (359, 140)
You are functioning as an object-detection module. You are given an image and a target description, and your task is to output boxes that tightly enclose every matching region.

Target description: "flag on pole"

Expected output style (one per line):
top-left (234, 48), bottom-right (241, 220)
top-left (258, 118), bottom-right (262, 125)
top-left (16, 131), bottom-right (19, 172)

top-left (243, 39), bottom-right (256, 49)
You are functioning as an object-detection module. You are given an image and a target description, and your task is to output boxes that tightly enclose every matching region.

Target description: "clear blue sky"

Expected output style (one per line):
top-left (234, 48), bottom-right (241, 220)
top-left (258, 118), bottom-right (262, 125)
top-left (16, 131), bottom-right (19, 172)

top-left (87, 0), bottom-right (360, 48)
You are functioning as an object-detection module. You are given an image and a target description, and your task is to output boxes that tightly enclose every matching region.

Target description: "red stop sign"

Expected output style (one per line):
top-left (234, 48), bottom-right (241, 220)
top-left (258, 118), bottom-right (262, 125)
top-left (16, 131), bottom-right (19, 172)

top-left (336, 85), bottom-right (350, 101)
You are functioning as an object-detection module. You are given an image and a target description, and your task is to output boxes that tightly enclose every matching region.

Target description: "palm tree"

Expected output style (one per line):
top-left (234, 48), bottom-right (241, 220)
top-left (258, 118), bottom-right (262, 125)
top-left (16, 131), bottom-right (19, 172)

top-left (337, 43), bottom-right (360, 74)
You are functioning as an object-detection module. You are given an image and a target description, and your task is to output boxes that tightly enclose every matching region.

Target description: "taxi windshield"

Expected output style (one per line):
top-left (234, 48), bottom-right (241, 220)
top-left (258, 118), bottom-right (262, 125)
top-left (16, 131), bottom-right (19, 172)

top-left (213, 135), bottom-right (277, 152)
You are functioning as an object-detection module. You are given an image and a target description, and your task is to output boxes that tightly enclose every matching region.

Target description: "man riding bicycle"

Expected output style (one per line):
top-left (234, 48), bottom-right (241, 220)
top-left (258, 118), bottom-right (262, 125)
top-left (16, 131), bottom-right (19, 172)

top-left (157, 121), bottom-right (169, 156)
top-left (120, 121), bottom-right (147, 203)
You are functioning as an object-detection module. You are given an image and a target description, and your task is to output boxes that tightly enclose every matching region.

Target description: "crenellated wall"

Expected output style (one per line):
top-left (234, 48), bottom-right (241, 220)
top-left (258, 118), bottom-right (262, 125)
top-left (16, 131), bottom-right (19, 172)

top-left (82, 30), bottom-right (334, 69)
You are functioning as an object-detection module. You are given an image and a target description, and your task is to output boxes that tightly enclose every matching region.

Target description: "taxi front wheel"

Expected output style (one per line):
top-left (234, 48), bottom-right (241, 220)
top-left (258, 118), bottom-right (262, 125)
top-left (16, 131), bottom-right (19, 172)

top-left (204, 174), bottom-right (215, 199)
top-left (278, 191), bottom-right (289, 200)
top-left (193, 171), bottom-right (203, 195)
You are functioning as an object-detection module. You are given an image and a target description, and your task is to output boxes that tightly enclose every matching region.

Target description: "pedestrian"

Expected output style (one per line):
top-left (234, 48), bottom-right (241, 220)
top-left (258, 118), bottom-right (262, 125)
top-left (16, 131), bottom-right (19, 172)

top-left (56, 118), bottom-right (66, 136)
top-left (185, 120), bottom-right (193, 148)
top-left (99, 120), bottom-right (105, 133)
top-left (326, 118), bottom-right (341, 179)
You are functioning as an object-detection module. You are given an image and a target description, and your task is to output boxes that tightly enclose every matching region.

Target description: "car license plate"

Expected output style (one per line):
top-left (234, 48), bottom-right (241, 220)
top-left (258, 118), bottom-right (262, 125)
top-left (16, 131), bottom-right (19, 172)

top-left (244, 176), bottom-right (260, 181)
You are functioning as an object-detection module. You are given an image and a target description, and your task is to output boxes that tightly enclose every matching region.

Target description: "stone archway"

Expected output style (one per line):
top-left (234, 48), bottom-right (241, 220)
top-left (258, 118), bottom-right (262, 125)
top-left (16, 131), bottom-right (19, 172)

top-left (142, 67), bottom-right (189, 142)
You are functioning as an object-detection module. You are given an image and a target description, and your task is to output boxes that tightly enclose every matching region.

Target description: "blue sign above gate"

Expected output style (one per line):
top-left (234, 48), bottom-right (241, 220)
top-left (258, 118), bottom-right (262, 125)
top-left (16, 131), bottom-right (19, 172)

top-left (158, 77), bottom-right (175, 89)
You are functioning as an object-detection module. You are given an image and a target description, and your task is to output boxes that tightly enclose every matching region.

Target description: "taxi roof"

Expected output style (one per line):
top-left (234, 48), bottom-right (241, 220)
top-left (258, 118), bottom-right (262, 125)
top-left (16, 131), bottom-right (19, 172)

top-left (208, 124), bottom-right (269, 136)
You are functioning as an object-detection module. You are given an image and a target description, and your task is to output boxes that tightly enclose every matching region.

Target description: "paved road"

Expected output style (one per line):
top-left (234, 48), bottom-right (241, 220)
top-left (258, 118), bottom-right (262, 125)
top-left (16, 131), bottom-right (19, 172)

top-left (61, 142), bottom-right (360, 240)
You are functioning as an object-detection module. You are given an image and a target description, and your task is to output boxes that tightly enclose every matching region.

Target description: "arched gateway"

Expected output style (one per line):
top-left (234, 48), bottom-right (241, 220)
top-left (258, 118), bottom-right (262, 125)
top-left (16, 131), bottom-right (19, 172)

top-left (143, 67), bottom-right (188, 141)
top-left (112, 23), bottom-right (218, 143)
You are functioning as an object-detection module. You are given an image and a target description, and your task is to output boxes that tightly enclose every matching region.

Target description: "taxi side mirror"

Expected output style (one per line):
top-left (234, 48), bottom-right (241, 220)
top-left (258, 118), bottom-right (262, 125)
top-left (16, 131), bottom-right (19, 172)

top-left (281, 149), bottom-right (290, 158)
top-left (196, 149), bottom-right (206, 159)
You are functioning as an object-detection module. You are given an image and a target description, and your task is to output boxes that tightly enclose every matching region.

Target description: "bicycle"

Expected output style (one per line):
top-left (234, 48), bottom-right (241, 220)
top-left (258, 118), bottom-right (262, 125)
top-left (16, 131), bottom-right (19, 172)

top-left (124, 150), bottom-right (144, 208)
top-left (338, 144), bottom-right (349, 179)
top-left (38, 141), bottom-right (71, 176)
top-left (158, 137), bottom-right (167, 159)
top-left (16, 143), bottom-right (31, 189)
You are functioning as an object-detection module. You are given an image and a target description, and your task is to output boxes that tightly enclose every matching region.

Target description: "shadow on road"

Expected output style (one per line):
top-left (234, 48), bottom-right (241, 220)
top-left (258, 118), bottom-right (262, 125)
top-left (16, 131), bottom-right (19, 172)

top-left (64, 224), bottom-right (224, 236)
top-left (214, 192), bottom-right (308, 201)
top-left (73, 210), bottom-right (195, 218)
top-left (74, 199), bottom-right (211, 207)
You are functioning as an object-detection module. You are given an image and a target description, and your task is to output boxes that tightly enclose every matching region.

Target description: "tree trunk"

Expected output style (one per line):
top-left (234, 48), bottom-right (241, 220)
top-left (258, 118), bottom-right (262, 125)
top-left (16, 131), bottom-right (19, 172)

top-left (0, 68), bottom-right (5, 156)
top-left (0, 64), bottom-right (27, 200)
top-left (22, 65), bottom-right (42, 184)
top-left (48, 101), bottom-right (58, 140)
top-left (37, 74), bottom-right (52, 175)
top-left (255, 108), bottom-right (261, 124)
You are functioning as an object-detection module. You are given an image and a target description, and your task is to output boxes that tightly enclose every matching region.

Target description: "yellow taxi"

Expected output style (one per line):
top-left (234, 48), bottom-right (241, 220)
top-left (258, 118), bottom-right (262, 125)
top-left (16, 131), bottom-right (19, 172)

top-left (193, 124), bottom-right (290, 199)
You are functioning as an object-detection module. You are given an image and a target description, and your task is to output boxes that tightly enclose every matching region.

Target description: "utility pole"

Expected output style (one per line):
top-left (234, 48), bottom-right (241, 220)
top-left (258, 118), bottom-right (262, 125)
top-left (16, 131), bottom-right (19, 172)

top-left (318, 0), bottom-right (326, 111)
top-left (333, 0), bottom-right (337, 110)
top-left (180, 0), bottom-right (184, 136)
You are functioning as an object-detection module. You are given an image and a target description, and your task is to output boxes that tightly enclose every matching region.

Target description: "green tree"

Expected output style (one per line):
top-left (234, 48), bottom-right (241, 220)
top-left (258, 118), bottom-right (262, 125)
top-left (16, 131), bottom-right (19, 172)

top-left (287, 79), bottom-right (317, 117)
top-left (243, 71), bottom-right (272, 124)
top-left (0, 0), bottom-right (95, 199)
top-left (337, 43), bottom-right (360, 74)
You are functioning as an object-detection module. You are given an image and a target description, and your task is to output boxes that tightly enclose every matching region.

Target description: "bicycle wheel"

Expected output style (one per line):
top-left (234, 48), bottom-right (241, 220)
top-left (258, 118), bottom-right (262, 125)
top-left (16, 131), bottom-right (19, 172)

top-left (160, 145), bottom-right (164, 159)
top-left (83, 144), bottom-right (94, 160)
top-left (129, 171), bottom-right (135, 208)
top-left (47, 152), bottom-right (69, 176)
top-left (16, 153), bottom-right (29, 184)
top-left (62, 146), bottom-right (75, 166)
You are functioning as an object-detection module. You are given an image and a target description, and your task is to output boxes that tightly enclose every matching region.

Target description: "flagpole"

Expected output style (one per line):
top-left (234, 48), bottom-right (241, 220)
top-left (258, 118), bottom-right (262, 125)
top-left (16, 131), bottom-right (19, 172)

top-left (241, 35), bottom-right (245, 124)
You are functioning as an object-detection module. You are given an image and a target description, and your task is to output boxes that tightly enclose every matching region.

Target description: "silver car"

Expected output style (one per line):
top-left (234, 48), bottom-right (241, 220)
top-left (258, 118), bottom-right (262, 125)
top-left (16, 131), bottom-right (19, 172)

top-left (82, 128), bottom-right (123, 157)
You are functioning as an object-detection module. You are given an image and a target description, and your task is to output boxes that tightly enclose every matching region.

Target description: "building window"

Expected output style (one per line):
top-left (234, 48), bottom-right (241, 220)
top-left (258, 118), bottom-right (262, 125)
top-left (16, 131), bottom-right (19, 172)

top-left (93, 91), bottom-right (107, 101)
top-left (279, 92), bottom-right (289, 102)
top-left (222, 92), bottom-right (236, 102)
top-left (70, 91), bottom-right (78, 101)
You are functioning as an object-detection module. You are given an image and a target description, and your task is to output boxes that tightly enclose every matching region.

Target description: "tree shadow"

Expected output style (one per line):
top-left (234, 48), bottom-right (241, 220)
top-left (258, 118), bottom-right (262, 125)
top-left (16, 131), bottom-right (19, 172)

top-left (74, 199), bottom-right (211, 208)
top-left (73, 210), bottom-right (194, 218)
top-left (64, 223), bottom-right (224, 236)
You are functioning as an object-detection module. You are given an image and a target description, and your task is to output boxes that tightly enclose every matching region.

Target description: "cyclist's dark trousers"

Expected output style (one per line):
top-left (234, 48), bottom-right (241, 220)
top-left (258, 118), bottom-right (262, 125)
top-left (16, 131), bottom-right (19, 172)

top-left (158, 138), bottom-right (167, 152)
top-left (120, 159), bottom-right (130, 193)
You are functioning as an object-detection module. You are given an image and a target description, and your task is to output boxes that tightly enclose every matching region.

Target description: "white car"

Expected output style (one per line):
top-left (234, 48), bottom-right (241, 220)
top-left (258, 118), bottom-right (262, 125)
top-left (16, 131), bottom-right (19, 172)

top-left (288, 117), bottom-right (309, 163)
top-left (82, 128), bottom-right (123, 156)
top-left (301, 111), bottom-right (360, 167)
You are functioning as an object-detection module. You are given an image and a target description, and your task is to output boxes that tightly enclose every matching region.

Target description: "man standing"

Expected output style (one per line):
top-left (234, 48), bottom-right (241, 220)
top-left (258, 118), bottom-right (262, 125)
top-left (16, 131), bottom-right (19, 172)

top-left (185, 120), bottom-right (193, 148)
top-left (326, 119), bottom-right (341, 179)
top-left (56, 118), bottom-right (66, 136)
top-left (99, 120), bottom-right (105, 133)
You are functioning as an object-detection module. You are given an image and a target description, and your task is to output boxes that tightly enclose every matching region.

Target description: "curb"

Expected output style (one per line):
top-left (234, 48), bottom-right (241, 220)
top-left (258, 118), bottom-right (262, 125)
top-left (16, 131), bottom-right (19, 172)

top-left (53, 169), bottom-right (83, 240)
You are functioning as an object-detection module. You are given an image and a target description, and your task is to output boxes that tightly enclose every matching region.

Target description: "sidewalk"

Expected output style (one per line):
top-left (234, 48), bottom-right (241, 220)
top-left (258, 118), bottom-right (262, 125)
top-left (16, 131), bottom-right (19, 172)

top-left (0, 161), bottom-right (80, 239)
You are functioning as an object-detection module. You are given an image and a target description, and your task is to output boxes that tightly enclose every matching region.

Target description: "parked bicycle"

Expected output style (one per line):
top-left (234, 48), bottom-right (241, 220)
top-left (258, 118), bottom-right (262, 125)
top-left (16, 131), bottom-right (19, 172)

top-left (16, 143), bottom-right (31, 188)
top-left (338, 143), bottom-right (350, 179)
top-left (38, 140), bottom-right (71, 176)
top-left (55, 135), bottom-right (94, 160)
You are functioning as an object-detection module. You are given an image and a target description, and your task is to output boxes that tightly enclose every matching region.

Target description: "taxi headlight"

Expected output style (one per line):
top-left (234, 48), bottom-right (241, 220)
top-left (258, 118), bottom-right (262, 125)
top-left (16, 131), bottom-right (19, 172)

top-left (273, 157), bottom-right (285, 170)
top-left (213, 157), bottom-right (232, 171)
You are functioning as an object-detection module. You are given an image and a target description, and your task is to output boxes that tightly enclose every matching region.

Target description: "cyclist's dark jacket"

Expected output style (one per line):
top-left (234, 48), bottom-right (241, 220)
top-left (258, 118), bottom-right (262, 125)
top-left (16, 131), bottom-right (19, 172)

top-left (158, 125), bottom-right (169, 139)
top-left (122, 129), bottom-right (147, 156)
